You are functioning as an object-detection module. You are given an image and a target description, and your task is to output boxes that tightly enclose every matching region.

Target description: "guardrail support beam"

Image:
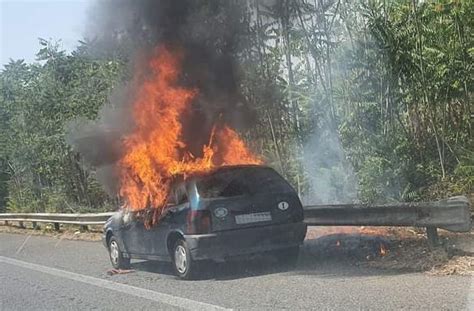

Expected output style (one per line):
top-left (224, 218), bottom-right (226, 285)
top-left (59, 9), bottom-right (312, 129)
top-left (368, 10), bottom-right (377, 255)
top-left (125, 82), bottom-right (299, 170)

top-left (18, 221), bottom-right (25, 228)
top-left (80, 225), bottom-right (88, 232)
top-left (303, 196), bottom-right (471, 233)
top-left (53, 223), bottom-right (60, 231)
top-left (426, 227), bottom-right (439, 247)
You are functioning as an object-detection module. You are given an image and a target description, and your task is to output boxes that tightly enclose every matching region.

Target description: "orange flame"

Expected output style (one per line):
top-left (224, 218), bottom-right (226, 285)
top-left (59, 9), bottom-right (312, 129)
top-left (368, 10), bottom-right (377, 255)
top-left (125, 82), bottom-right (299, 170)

top-left (118, 46), bottom-right (261, 212)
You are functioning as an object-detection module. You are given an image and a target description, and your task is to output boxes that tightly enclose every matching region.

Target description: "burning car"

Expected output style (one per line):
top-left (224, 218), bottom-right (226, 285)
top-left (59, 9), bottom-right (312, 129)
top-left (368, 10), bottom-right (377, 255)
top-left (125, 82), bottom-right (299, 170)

top-left (103, 165), bottom-right (307, 279)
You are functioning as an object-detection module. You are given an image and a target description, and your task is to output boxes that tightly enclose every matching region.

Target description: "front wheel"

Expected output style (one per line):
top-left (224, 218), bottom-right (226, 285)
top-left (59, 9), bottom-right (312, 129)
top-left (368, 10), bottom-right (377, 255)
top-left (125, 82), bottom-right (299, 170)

top-left (108, 236), bottom-right (130, 269)
top-left (172, 239), bottom-right (200, 280)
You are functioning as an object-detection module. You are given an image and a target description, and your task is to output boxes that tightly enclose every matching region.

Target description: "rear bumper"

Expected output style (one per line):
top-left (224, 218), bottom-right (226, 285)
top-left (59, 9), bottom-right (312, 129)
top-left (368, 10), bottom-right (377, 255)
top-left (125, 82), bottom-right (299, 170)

top-left (184, 222), bottom-right (307, 260)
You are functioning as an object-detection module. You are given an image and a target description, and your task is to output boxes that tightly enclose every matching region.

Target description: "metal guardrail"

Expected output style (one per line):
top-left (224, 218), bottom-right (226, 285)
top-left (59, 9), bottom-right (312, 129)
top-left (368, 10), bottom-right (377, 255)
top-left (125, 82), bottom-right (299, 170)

top-left (304, 196), bottom-right (471, 245)
top-left (0, 196), bottom-right (471, 243)
top-left (304, 196), bottom-right (472, 233)
top-left (0, 212), bottom-right (114, 227)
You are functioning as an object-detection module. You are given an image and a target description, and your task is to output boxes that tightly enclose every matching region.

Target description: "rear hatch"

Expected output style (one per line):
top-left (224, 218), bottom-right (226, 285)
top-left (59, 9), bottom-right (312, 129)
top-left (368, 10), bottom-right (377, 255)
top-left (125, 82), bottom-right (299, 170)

top-left (193, 166), bottom-right (303, 232)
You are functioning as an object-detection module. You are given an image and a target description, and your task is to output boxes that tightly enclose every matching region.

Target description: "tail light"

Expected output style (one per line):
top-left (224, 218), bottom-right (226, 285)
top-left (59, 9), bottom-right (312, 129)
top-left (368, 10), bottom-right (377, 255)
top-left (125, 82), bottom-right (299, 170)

top-left (186, 210), bottom-right (212, 234)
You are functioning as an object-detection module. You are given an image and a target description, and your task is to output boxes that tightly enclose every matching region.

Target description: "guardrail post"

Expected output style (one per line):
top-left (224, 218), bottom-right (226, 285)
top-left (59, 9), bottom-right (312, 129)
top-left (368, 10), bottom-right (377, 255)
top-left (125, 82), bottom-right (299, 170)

top-left (80, 225), bottom-right (88, 232)
top-left (4, 220), bottom-right (8, 226)
top-left (32, 221), bottom-right (39, 230)
top-left (18, 221), bottom-right (25, 228)
top-left (53, 223), bottom-right (60, 231)
top-left (426, 227), bottom-right (439, 247)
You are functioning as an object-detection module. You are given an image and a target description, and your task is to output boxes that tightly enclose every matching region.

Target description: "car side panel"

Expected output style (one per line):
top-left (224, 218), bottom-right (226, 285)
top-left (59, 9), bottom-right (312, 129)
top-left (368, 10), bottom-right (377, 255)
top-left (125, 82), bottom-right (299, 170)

top-left (144, 220), bottom-right (170, 256)
top-left (121, 219), bottom-right (149, 255)
top-left (103, 216), bottom-right (132, 258)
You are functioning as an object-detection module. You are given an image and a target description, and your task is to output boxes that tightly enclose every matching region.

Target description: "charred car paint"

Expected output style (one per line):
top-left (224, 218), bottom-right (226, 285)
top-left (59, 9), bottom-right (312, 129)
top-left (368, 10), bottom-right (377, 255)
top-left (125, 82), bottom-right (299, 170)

top-left (103, 165), bottom-right (307, 279)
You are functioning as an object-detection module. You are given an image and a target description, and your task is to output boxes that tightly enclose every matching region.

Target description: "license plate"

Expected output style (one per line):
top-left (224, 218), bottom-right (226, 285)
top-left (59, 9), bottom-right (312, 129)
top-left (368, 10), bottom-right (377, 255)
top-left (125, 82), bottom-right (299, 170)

top-left (235, 212), bottom-right (272, 225)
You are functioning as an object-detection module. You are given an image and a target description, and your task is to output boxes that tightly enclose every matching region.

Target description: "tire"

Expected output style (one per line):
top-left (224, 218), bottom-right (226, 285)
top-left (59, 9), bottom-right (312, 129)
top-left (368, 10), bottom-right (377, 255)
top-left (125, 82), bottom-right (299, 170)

top-left (172, 239), bottom-right (199, 280)
top-left (273, 246), bottom-right (300, 267)
top-left (108, 236), bottom-right (130, 269)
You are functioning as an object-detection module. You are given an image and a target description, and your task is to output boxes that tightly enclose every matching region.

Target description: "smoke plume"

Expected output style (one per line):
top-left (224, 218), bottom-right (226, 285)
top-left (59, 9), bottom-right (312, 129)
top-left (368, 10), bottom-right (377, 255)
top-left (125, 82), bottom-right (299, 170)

top-left (301, 123), bottom-right (358, 204)
top-left (68, 0), bottom-right (253, 197)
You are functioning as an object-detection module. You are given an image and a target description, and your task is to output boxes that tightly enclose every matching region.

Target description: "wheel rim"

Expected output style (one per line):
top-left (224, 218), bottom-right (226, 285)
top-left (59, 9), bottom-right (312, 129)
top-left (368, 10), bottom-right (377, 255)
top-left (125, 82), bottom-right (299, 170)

top-left (174, 245), bottom-right (187, 274)
top-left (110, 241), bottom-right (119, 265)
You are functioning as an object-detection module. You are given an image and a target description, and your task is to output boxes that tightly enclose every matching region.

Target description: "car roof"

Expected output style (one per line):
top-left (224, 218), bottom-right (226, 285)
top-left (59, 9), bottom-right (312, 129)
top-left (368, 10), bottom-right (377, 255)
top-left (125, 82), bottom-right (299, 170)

top-left (168, 165), bottom-right (272, 190)
top-left (190, 164), bottom-right (272, 178)
top-left (211, 164), bottom-right (270, 172)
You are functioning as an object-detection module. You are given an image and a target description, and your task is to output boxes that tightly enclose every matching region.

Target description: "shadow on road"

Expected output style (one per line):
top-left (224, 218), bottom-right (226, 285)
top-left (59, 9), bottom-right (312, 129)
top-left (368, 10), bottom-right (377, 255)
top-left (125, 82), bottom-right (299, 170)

top-left (131, 260), bottom-right (175, 275)
top-left (129, 233), bottom-right (405, 281)
top-left (212, 233), bottom-right (399, 280)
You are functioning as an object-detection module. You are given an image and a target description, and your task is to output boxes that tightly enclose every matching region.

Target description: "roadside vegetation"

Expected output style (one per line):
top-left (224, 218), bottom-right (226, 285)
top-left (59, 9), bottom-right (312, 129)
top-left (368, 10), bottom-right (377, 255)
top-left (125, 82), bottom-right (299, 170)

top-left (0, 0), bottom-right (472, 213)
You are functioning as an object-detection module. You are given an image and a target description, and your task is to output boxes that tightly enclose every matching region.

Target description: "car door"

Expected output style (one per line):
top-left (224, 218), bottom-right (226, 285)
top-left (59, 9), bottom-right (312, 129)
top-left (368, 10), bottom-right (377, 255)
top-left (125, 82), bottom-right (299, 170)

top-left (147, 183), bottom-right (189, 257)
top-left (120, 212), bottom-right (149, 255)
top-left (142, 214), bottom-right (170, 256)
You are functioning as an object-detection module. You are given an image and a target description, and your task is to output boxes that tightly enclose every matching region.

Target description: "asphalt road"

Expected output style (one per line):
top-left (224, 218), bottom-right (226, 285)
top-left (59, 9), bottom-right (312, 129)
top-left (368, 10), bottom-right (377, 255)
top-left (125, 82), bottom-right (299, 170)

top-left (0, 232), bottom-right (472, 310)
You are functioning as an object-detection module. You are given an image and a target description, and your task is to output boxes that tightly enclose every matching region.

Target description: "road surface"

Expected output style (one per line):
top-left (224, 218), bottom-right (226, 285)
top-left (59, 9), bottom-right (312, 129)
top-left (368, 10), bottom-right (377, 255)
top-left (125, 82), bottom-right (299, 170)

top-left (0, 232), bottom-right (472, 310)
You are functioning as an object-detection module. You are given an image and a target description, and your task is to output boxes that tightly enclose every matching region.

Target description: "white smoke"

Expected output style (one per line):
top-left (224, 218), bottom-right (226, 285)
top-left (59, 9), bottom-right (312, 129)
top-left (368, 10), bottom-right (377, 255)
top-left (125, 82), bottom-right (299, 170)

top-left (301, 121), bottom-right (358, 205)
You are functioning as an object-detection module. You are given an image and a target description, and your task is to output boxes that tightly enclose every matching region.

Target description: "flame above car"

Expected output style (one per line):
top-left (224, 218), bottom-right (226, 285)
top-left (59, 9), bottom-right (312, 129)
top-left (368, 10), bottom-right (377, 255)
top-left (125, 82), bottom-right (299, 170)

top-left (118, 45), bottom-right (262, 212)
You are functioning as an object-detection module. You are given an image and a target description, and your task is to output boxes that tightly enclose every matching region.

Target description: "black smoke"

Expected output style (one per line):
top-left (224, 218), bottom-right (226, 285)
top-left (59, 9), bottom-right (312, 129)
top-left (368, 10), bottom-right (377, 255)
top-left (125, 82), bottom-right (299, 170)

top-left (68, 0), bottom-right (254, 197)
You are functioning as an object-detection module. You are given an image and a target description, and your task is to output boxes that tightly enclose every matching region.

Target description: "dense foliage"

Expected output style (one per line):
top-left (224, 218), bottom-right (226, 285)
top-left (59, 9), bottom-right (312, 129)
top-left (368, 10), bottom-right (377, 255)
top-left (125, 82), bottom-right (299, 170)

top-left (0, 40), bottom-right (125, 212)
top-left (0, 0), bottom-right (472, 212)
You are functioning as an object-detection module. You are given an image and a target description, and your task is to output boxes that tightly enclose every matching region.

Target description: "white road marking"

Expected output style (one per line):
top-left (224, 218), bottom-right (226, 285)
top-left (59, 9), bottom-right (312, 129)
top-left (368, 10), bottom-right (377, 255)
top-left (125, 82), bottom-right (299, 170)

top-left (0, 255), bottom-right (231, 311)
top-left (15, 234), bottom-right (31, 254)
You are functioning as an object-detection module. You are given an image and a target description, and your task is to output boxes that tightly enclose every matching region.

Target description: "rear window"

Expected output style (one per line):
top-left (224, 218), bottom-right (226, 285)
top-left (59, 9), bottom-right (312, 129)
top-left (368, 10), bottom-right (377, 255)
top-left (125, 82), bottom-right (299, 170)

top-left (196, 167), bottom-right (293, 198)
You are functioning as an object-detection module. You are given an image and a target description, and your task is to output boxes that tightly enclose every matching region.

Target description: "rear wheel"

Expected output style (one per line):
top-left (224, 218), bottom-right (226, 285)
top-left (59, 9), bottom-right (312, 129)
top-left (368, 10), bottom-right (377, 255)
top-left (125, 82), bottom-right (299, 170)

top-left (172, 239), bottom-right (199, 280)
top-left (108, 236), bottom-right (130, 269)
top-left (273, 246), bottom-right (300, 267)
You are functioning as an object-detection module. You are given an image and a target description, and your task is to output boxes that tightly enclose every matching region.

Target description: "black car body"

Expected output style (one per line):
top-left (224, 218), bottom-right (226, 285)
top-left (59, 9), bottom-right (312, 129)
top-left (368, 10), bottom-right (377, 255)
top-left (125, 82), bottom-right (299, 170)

top-left (103, 165), bottom-right (307, 279)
